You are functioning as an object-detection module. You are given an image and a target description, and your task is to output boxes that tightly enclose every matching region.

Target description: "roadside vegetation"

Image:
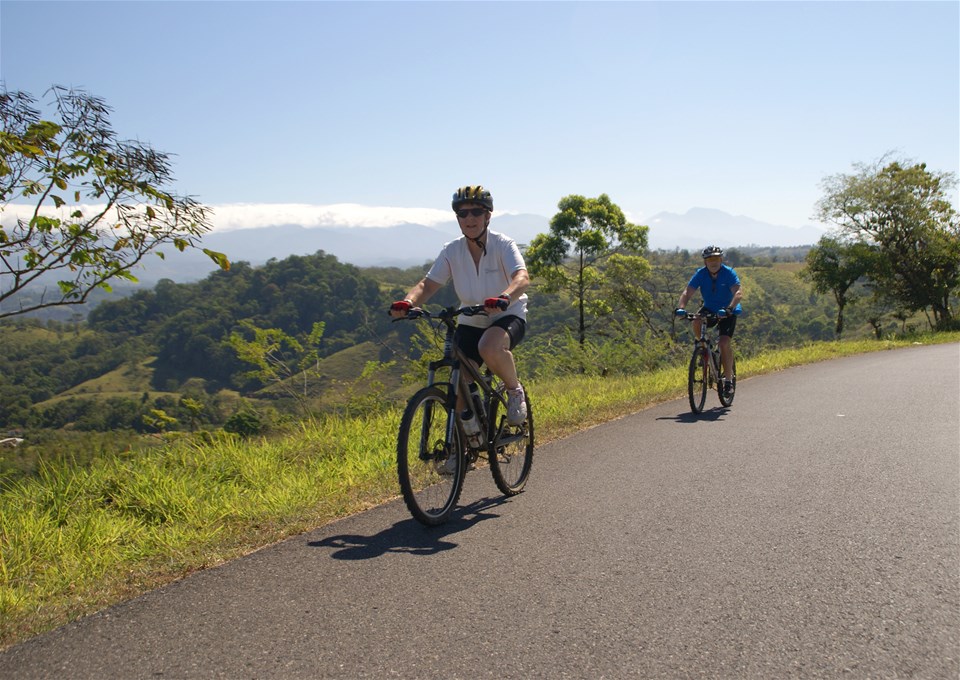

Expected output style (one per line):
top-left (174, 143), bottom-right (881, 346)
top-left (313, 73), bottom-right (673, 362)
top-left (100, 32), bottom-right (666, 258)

top-left (2, 331), bottom-right (958, 649)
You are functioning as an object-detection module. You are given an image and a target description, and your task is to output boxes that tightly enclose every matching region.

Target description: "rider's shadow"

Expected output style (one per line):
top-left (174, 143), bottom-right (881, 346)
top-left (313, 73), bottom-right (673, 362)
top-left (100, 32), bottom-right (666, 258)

top-left (308, 495), bottom-right (508, 560)
top-left (657, 407), bottom-right (729, 423)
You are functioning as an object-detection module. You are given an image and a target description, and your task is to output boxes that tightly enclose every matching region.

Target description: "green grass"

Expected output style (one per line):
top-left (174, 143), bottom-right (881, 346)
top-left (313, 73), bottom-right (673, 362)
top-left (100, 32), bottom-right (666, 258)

top-left (1, 332), bottom-right (957, 649)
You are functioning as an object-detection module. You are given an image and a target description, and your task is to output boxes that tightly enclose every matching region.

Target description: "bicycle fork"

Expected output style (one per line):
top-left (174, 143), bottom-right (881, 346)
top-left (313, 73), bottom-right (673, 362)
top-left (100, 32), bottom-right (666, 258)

top-left (414, 358), bottom-right (462, 463)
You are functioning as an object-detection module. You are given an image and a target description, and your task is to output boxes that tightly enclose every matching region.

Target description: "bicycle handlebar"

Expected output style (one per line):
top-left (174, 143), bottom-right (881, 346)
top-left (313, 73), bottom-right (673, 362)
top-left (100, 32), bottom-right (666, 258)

top-left (392, 304), bottom-right (489, 322)
top-left (678, 310), bottom-right (721, 321)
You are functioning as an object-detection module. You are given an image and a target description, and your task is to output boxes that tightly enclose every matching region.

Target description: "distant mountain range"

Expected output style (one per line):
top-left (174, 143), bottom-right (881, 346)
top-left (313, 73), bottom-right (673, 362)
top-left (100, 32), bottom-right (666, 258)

top-left (645, 207), bottom-right (826, 251)
top-left (134, 208), bottom-right (827, 284)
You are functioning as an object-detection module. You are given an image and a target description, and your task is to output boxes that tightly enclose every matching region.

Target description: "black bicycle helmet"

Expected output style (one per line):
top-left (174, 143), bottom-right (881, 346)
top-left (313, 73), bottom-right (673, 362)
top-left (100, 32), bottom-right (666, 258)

top-left (701, 245), bottom-right (723, 258)
top-left (452, 185), bottom-right (493, 212)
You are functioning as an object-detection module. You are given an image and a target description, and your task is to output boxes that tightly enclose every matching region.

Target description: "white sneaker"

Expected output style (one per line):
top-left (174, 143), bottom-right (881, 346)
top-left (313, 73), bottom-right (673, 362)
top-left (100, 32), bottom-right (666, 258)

top-left (506, 385), bottom-right (527, 425)
top-left (441, 453), bottom-right (458, 476)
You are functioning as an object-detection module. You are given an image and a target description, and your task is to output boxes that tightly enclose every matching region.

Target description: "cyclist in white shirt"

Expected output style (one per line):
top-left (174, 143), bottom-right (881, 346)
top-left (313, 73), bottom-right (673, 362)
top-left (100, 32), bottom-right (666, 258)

top-left (389, 185), bottom-right (530, 424)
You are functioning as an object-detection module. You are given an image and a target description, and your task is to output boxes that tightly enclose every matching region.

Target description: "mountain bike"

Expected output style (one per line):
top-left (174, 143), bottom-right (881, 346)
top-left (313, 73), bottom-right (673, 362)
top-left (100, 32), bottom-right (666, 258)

top-left (393, 304), bottom-right (534, 526)
top-left (680, 310), bottom-right (736, 413)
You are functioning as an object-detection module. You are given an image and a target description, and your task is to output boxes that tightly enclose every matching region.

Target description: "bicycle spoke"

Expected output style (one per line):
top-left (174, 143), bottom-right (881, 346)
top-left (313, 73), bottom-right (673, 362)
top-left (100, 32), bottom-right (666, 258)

top-left (688, 349), bottom-right (708, 413)
top-left (397, 387), bottom-right (464, 525)
top-left (489, 389), bottom-right (533, 495)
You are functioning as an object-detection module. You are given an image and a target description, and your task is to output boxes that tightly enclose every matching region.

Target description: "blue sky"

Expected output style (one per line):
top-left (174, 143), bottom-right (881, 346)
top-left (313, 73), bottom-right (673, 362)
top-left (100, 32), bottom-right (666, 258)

top-left (1, 0), bottom-right (958, 233)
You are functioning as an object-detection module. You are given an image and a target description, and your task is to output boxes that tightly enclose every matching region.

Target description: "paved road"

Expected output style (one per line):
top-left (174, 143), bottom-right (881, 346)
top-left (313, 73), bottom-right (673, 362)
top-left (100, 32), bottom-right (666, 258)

top-left (2, 343), bottom-right (958, 679)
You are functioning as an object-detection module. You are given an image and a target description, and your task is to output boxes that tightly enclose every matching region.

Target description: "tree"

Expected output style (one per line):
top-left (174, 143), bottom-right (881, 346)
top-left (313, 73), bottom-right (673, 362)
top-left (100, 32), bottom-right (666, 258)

top-left (526, 194), bottom-right (649, 346)
top-left (0, 86), bottom-right (228, 319)
top-left (227, 320), bottom-right (326, 417)
top-left (224, 409), bottom-right (263, 438)
top-left (179, 397), bottom-right (205, 432)
top-left (142, 408), bottom-right (176, 434)
top-left (801, 235), bottom-right (875, 338)
top-left (816, 156), bottom-right (960, 330)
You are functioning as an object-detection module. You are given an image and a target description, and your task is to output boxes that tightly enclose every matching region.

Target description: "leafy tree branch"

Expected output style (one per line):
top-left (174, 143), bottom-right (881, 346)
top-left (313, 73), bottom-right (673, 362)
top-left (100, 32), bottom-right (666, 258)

top-left (0, 85), bottom-right (228, 319)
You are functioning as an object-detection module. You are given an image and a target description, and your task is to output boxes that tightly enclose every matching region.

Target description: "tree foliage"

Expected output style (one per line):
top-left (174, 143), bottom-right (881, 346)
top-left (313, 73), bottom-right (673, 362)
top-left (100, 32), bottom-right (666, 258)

top-left (816, 156), bottom-right (960, 329)
top-left (86, 251), bottom-right (388, 389)
top-left (526, 194), bottom-right (650, 345)
top-left (228, 320), bottom-right (325, 417)
top-left (801, 236), bottom-right (876, 338)
top-left (0, 85), bottom-right (228, 319)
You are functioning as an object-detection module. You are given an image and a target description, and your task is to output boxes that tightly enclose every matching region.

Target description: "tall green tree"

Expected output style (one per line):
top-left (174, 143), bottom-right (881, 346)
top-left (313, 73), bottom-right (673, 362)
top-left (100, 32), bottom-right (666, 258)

top-left (802, 235), bottom-right (875, 338)
top-left (526, 194), bottom-right (649, 345)
top-left (816, 157), bottom-right (960, 329)
top-left (0, 86), bottom-right (228, 319)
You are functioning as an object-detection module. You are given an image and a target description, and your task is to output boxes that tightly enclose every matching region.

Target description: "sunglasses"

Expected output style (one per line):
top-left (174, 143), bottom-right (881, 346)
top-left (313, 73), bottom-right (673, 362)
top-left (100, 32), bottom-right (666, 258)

top-left (456, 208), bottom-right (488, 218)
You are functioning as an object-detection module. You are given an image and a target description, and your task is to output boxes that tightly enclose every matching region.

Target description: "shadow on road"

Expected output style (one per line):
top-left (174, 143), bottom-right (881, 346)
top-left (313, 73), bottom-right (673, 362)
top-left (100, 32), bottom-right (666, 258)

top-left (308, 495), bottom-right (508, 560)
top-left (657, 406), bottom-right (729, 423)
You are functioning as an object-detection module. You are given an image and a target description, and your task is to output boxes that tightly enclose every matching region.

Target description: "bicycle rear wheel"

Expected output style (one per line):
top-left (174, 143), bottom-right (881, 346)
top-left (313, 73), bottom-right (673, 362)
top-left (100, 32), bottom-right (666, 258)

top-left (718, 356), bottom-right (737, 407)
top-left (397, 386), bottom-right (464, 526)
top-left (688, 349), bottom-right (708, 413)
top-left (488, 389), bottom-right (533, 495)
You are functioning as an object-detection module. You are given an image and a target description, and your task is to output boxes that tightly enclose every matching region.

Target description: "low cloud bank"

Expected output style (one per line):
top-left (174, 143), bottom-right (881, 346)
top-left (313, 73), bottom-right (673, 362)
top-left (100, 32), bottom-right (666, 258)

top-left (208, 203), bottom-right (457, 232)
top-left (1, 202), bottom-right (462, 232)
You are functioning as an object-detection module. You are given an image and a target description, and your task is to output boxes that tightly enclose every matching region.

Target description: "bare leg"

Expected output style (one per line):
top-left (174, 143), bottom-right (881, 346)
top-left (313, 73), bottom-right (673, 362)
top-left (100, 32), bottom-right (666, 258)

top-left (478, 326), bottom-right (520, 390)
top-left (719, 336), bottom-right (734, 378)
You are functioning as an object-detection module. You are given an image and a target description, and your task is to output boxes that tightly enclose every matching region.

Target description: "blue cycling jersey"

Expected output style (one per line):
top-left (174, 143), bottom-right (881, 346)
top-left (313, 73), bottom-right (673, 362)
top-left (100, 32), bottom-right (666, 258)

top-left (687, 264), bottom-right (742, 313)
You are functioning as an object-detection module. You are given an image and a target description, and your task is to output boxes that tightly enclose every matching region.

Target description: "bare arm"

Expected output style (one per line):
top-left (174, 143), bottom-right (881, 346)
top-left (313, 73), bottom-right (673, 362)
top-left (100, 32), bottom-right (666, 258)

top-left (677, 285), bottom-right (697, 309)
top-left (389, 277), bottom-right (443, 318)
top-left (502, 268), bottom-right (530, 303)
top-left (405, 277), bottom-right (442, 307)
top-left (729, 283), bottom-right (742, 308)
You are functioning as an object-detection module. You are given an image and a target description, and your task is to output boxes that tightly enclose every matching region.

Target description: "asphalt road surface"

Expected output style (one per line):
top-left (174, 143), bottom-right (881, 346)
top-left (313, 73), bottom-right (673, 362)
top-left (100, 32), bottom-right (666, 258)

top-left (2, 343), bottom-right (958, 679)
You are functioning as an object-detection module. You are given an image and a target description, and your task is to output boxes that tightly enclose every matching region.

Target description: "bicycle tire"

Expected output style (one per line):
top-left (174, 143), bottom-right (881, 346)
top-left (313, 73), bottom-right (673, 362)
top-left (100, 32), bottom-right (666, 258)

top-left (688, 348), bottom-right (708, 413)
top-left (397, 386), bottom-right (464, 526)
top-left (718, 356), bottom-right (737, 407)
top-left (488, 389), bottom-right (534, 495)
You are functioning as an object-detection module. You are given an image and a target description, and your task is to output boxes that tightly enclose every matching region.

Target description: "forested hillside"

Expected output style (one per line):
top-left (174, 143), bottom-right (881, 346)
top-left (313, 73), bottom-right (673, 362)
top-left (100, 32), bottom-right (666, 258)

top-left (0, 246), bottom-right (939, 446)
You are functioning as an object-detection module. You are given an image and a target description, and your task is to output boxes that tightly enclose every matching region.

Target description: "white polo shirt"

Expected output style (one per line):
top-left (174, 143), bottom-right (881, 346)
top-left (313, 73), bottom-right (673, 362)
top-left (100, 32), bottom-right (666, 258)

top-left (425, 230), bottom-right (528, 329)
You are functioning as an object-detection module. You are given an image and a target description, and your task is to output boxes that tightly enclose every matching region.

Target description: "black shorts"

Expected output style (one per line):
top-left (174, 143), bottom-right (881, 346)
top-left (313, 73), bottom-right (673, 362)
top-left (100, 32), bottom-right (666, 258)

top-left (698, 306), bottom-right (737, 338)
top-left (454, 315), bottom-right (526, 366)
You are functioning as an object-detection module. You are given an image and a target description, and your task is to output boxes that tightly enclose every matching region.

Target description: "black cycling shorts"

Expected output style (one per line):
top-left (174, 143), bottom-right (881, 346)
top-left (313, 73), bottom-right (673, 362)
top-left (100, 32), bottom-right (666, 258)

top-left (454, 315), bottom-right (526, 366)
top-left (698, 306), bottom-right (737, 338)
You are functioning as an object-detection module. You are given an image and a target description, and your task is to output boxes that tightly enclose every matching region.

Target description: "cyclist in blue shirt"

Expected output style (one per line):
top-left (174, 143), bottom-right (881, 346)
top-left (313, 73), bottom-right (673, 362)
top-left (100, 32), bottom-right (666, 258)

top-left (675, 245), bottom-right (743, 397)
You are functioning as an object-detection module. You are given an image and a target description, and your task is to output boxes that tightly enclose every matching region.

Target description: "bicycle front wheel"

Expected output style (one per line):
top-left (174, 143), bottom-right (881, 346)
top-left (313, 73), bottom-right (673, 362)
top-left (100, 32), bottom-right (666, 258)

top-left (688, 349), bottom-right (708, 413)
top-left (397, 386), bottom-right (464, 526)
top-left (488, 389), bottom-right (534, 495)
